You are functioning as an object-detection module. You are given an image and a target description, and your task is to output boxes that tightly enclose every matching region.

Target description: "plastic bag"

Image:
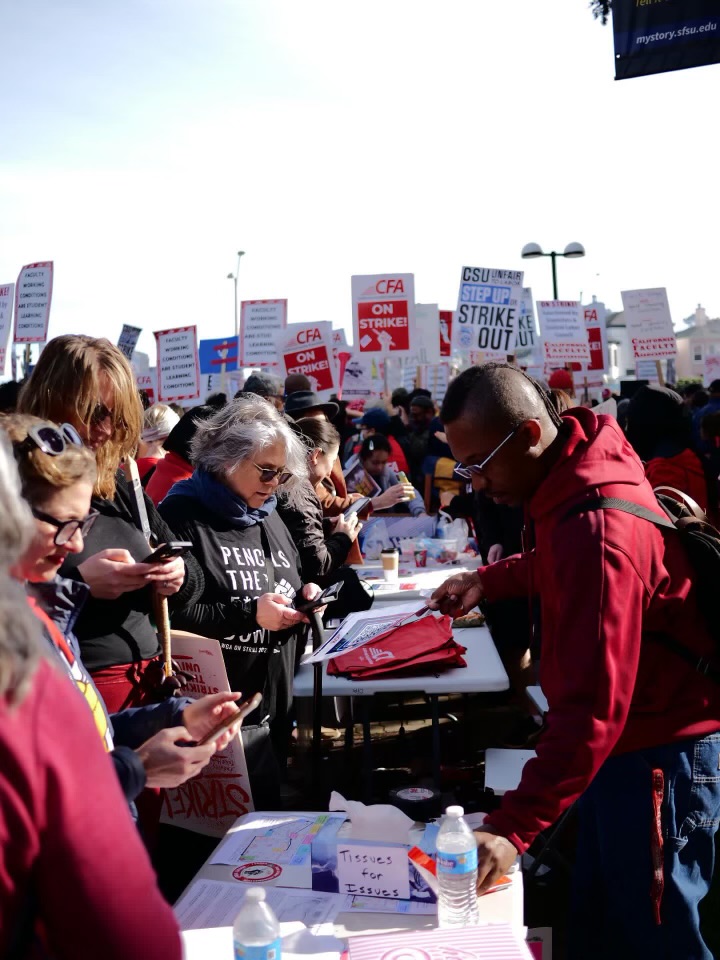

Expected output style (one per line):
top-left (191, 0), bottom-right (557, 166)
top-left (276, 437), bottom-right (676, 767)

top-left (360, 517), bottom-right (392, 559)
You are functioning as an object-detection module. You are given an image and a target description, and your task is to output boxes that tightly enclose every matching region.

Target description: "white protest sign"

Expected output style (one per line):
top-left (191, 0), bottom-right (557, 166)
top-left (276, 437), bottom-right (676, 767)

top-left (0, 283), bottom-right (14, 376)
top-left (453, 266), bottom-right (523, 359)
top-left (621, 288), bottom-right (676, 360)
top-left (154, 325), bottom-right (201, 403)
top-left (537, 301), bottom-right (591, 364)
top-left (117, 324), bottom-right (142, 361)
top-left (411, 303), bottom-right (441, 364)
top-left (13, 262), bottom-right (53, 343)
top-left (281, 322), bottom-right (335, 395)
top-left (514, 288), bottom-right (538, 359)
top-left (240, 299), bottom-right (288, 366)
top-left (161, 633), bottom-right (254, 837)
top-left (135, 368), bottom-right (157, 404)
top-left (351, 274), bottom-right (415, 357)
top-left (580, 300), bottom-right (608, 387)
top-left (705, 355), bottom-right (720, 387)
top-left (342, 354), bottom-right (377, 400)
top-left (417, 362), bottom-right (450, 404)
top-left (337, 841), bottom-right (411, 900)
top-left (332, 327), bottom-right (349, 350)
top-left (635, 359), bottom-right (665, 383)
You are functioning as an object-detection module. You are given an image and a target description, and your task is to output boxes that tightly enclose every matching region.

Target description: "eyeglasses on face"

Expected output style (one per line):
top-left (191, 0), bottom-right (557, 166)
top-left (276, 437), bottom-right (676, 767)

top-left (32, 507), bottom-right (99, 546)
top-left (251, 461), bottom-right (292, 485)
top-left (454, 424), bottom-right (523, 480)
top-left (14, 422), bottom-right (84, 458)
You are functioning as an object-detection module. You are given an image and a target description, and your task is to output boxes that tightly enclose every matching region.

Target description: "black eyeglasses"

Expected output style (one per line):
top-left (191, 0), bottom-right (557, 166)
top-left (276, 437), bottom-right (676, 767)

top-left (251, 461), bottom-right (292, 485)
top-left (455, 424), bottom-right (523, 480)
top-left (32, 507), bottom-right (99, 546)
top-left (15, 422), bottom-right (84, 457)
top-left (91, 403), bottom-right (113, 424)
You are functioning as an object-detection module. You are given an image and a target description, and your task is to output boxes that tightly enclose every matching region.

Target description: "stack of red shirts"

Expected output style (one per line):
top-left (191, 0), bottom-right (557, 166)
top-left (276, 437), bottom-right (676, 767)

top-left (327, 614), bottom-right (467, 679)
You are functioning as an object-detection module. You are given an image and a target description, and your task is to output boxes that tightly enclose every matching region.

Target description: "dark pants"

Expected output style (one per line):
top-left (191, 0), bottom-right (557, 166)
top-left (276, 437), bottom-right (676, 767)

top-left (569, 734), bottom-right (720, 960)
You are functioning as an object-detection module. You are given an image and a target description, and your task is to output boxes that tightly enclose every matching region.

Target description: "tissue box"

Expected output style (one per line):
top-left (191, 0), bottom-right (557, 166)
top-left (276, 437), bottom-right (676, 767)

top-left (311, 821), bottom-right (437, 904)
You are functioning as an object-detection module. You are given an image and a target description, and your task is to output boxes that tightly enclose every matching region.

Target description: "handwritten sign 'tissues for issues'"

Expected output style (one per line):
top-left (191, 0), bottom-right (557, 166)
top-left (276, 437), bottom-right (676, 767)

top-left (336, 841), bottom-right (410, 900)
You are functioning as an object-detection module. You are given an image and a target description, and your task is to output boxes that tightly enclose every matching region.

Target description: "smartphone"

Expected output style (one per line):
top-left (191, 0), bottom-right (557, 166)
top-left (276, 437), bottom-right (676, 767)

top-left (343, 496), bottom-right (371, 519)
top-left (143, 541), bottom-right (193, 563)
top-left (294, 580), bottom-right (344, 614)
top-left (196, 692), bottom-right (263, 746)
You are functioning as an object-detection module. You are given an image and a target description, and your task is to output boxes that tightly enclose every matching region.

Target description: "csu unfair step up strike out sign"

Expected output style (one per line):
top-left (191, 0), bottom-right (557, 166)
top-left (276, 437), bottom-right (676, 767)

top-left (351, 274), bottom-right (415, 356)
top-left (452, 266), bottom-right (523, 360)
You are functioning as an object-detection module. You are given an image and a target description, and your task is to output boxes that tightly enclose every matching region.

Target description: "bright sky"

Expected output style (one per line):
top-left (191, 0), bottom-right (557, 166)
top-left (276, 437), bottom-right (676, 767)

top-left (1, 0), bottom-right (718, 366)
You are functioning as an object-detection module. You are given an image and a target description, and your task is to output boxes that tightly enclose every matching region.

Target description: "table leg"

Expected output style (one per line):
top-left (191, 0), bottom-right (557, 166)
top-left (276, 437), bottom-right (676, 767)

top-left (361, 699), bottom-right (373, 803)
top-left (430, 695), bottom-right (441, 789)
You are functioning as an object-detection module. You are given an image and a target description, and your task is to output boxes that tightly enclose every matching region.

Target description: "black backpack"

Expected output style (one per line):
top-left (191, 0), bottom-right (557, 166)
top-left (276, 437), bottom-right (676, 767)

top-left (564, 486), bottom-right (720, 684)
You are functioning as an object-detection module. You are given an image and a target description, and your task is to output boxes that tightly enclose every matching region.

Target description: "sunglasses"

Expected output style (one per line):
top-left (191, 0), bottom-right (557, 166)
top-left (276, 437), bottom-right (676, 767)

top-left (15, 422), bottom-right (84, 457)
top-left (455, 424), bottom-right (523, 480)
top-left (32, 507), bottom-right (99, 546)
top-left (251, 461), bottom-right (292, 485)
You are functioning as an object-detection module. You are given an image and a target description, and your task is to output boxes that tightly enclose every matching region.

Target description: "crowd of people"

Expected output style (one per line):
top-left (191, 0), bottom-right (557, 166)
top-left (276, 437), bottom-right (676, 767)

top-left (2, 335), bottom-right (720, 957)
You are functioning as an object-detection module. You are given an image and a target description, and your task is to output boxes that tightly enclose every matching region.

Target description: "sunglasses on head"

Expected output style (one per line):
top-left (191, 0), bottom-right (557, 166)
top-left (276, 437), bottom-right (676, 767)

top-left (14, 422), bottom-right (84, 458)
top-left (251, 461), bottom-right (292, 485)
top-left (32, 507), bottom-right (99, 547)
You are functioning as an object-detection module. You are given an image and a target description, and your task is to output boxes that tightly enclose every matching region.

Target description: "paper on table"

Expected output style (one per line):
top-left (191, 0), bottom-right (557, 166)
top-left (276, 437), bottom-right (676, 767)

top-left (303, 603), bottom-right (429, 665)
top-left (210, 812), bottom-right (345, 867)
top-left (174, 878), bottom-right (349, 931)
top-left (347, 895), bottom-right (436, 915)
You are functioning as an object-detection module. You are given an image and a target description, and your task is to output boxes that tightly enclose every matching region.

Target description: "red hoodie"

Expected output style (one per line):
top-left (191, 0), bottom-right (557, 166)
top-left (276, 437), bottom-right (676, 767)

top-left (645, 447), bottom-right (709, 515)
top-left (481, 408), bottom-right (720, 853)
top-left (145, 449), bottom-right (192, 506)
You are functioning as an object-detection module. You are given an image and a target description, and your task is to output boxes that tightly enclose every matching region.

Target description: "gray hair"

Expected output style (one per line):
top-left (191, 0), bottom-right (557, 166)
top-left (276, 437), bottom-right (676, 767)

top-left (190, 395), bottom-right (308, 490)
top-left (0, 433), bottom-right (43, 702)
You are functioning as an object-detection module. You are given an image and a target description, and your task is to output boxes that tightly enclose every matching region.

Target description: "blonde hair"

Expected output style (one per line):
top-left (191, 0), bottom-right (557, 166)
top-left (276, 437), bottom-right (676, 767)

top-left (19, 335), bottom-right (143, 499)
top-left (0, 414), bottom-right (97, 508)
top-left (142, 403), bottom-right (180, 443)
top-left (0, 434), bottom-right (43, 703)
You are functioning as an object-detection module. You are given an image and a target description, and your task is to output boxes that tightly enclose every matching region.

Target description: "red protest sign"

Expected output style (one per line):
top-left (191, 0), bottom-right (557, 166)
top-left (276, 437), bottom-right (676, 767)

top-left (439, 309), bottom-right (453, 358)
top-left (283, 343), bottom-right (334, 391)
top-left (357, 300), bottom-right (411, 352)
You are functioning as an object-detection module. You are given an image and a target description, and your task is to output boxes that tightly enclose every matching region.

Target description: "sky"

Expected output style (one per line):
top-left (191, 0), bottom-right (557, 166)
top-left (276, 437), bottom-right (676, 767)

top-left (1, 0), bottom-right (719, 368)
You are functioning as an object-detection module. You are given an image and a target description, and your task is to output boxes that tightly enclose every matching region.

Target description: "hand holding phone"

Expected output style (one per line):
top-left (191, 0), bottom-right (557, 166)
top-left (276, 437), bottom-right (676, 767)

top-left (143, 541), bottom-right (193, 564)
top-left (196, 692), bottom-right (263, 746)
top-left (294, 581), bottom-right (344, 614)
top-left (343, 496), bottom-right (371, 519)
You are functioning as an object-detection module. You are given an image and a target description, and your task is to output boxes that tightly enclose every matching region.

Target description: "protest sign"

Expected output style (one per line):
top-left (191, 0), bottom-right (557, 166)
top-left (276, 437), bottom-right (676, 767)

top-left (452, 266), bottom-right (523, 359)
top-left (704, 355), bottom-right (720, 386)
top-left (621, 288), bottom-right (677, 361)
top-left (281, 322), bottom-right (335, 394)
top-left (351, 274), bottom-right (415, 356)
top-left (154, 325), bottom-right (200, 403)
top-left (412, 304), bottom-right (441, 364)
top-left (0, 283), bottom-right (14, 376)
top-left (13, 262), bottom-right (53, 343)
top-left (117, 324), bottom-right (142, 361)
top-left (537, 301), bottom-right (591, 364)
top-left (514, 288), bottom-right (538, 358)
top-left (342, 355), bottom-right (377, 400)
top-left (417, 362), bottom-right (450, 405)
top-left (240, 299), bottom-right (288, 366)
top-left (635, 359), bottom-right (666, 383)
top-left (135, 368), bottom-right (157, 404)
top-left (579, 300), bottom-right (609, 386)
top-left (337, 841), bottom-right (410, 900)
top-left (161, 632), bottom-right (254, 837)
top-left (439, 310), bottom-right (453, 358)
top-left (199, 336), bottom-right (239, 375)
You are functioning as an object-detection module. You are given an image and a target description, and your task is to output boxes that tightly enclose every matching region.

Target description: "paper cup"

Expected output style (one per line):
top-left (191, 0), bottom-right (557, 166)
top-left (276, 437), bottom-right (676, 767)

top-left (381, 548), bottom-right (400, 582)
top-left (414, 548), bottom-right (428, 568)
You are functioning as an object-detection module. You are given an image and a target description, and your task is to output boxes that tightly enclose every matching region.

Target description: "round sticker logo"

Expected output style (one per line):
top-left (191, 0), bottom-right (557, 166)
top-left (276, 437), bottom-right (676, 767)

top-left (232, 863), bottom-right (283, 883)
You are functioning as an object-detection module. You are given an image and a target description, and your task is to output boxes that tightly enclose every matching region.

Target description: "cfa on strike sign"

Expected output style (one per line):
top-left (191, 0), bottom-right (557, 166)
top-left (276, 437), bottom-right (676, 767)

top-left (351, 274), bottom-right (415, 356)
top-left (281, 322), bottom-right (335, 394)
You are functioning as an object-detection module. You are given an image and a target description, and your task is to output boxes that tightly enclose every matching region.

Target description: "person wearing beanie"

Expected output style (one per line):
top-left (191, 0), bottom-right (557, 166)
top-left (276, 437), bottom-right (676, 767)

top-left (137, 404), bottom-right (181, 483)
top-left (625, 384), bottom-right (717, 517)
top-left (145, 405), bottom-right (218, 505)
top-left (237, 372), bottom-right (284, 411)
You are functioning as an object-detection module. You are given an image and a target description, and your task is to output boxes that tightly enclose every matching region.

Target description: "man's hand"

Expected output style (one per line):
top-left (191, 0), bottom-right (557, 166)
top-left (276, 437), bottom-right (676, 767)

top-left (135, 727), bottom-right (217, 788)
top-left (182, 691), bottom-right (245, 749)
top-left (487, 543), bottom-right (504, 564)
top-left (428, 571), bottom-right (484, 616)
top-left (474, 829), bottom-right (519, 894)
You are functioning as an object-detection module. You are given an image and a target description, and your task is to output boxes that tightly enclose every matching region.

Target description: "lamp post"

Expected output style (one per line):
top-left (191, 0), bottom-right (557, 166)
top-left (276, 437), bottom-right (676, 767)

top-left (226, 250), bottom-right (245, 338)
top-left (520, 241), bottom-right (585, 299)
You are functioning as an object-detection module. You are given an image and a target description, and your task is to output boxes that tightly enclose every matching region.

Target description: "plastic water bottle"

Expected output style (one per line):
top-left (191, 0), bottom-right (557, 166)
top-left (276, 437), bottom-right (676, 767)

top-left (436, 805), bottom-right (479, 927)
top-left (233, 887), bottom-right (282, 960)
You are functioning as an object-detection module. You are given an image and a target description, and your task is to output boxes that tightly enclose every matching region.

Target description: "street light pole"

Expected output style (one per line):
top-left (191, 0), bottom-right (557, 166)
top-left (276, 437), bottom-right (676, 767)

top-left (226, 250), bottom-right (245, 339)
top-left (521, 242), bottom-right (585, 299)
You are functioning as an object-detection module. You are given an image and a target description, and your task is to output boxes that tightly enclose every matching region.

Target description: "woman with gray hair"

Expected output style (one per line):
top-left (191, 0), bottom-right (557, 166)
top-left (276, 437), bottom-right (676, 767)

top-left (158, 396), bottom-right (323, 802)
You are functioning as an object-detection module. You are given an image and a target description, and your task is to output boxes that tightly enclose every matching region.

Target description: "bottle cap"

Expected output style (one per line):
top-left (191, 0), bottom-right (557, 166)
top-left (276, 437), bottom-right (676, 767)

top-left (245, 887), bottom-right (266, 901)
top-left (445, 805), bottom-right (464, 818)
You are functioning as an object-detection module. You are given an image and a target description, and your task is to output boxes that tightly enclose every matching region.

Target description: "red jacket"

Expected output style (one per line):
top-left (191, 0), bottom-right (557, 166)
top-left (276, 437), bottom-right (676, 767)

top-left (145, 450), bottom-right (193, 506)
top-left (482, 408), bottom-right (720, 853)
top-left (645, 447), bottom-right (709, 515)
top-left (0, 658), bottom-right (181, 959)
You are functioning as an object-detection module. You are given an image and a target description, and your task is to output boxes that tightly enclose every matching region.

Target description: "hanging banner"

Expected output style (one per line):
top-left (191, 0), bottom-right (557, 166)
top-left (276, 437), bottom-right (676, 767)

top-left (154, 325), bottom-right (201, 403)
top-left (537, 301), bottom-right (591, 364)
top-left (514, 288), bottom-right (538, 359)
top-left (117, 324), bottom-right (142, 361)
top-left (161, 633), bottom-right (254, 837)
top-left (452, 266), bottom-right (523, 359)
top-left (13, 262), bottom-right (53, 343)
top-left (439, 309), bottom-right (453, 358)
top-left (351, 274), bottom-right (415, 356)
top-left (199, 336), bottom-right (239, 375)
top-left (281, 322), bottom-right (335, 395)
top-left (621, 288), bottom-right (677, 360)
top-left (240, 299), bottom-right (288, 366)
top-left (612, 0), bottom-right (720, 81)
top-left (0, 283), bottom-right (14, 376)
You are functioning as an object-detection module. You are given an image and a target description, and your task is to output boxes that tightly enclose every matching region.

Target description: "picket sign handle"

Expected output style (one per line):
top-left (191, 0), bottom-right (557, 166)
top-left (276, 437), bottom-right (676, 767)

top-left (655, 360), bottom-right (665, 386)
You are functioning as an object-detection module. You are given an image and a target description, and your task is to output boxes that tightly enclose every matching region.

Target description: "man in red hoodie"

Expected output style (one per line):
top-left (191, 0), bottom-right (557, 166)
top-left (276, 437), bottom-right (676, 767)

top-left (431, 364), bottom-right (720, 959)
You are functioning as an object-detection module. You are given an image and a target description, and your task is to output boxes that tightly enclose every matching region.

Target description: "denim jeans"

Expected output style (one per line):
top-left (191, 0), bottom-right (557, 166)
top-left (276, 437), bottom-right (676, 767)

top-left (568, 733), bottom-right (720, 960)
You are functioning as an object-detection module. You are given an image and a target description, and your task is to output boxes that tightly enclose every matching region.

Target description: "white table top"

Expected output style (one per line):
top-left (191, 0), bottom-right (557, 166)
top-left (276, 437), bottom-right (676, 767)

top-left (294, 623), bottom-right (509, 697)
